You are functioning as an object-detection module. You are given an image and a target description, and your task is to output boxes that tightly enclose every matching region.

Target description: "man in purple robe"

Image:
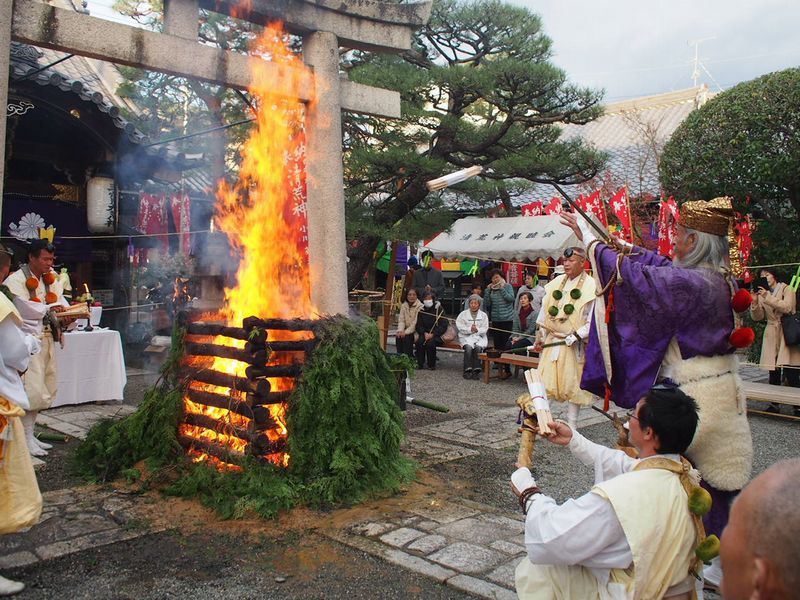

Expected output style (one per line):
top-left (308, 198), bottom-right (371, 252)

top-left (561, 197), bottom-right (753, 590)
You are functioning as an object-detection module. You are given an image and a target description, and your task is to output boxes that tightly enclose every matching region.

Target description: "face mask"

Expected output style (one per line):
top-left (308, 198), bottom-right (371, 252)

top-left (423, 300), bottom-right (433, 308)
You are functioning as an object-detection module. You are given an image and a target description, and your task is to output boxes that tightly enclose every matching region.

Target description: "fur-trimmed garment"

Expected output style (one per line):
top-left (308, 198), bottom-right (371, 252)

top-left (668, 353), bottom-right (753, 492)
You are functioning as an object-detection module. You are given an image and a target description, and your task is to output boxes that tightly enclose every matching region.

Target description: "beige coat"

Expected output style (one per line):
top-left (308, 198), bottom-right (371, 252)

top-left (751, 282), bottom-right (800, 369)
top-left (397, 300), bottom-right (423, 335)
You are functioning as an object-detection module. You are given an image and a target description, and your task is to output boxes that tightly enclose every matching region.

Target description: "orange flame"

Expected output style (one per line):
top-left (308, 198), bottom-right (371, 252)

top-left (183, 23), bottom-right (316, 468)
top-left (216, 23), bottom-right (315, 326)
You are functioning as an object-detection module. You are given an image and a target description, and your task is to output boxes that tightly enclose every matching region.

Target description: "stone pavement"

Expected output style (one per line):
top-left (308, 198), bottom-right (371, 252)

top-left (38, 402), bottom-right (136, 441)
top-left (0, 487), bottom-right (164, 571)
top-left (325, 498), bottom-right (524, 599)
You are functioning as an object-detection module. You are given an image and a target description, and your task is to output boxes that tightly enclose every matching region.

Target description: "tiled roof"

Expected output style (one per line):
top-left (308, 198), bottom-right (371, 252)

top-left (9, 42), bottom-right (204, 172)
top-left (511, 86), bottom-right (714, 205)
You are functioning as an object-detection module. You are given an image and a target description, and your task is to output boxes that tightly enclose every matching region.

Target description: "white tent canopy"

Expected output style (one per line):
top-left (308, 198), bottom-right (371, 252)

top-left (423, 215), bottom-right (580, 262)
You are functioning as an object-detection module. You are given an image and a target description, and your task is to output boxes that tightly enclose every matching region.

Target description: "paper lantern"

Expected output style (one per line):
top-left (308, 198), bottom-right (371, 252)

top-left (87, 176), bottom-right (116, 233)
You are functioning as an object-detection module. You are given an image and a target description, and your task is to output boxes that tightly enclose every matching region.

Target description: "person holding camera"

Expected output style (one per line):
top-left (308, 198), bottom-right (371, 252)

top-left (750, 268), bottom-right (800, 415)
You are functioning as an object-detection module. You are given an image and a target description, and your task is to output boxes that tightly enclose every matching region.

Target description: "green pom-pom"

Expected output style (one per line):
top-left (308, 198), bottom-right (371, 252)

top-left (552, 290), bottom-right (563, 300)
top-left (563, 304), bottom-right (575, 315)
top-left (570, 288), bottom-right (582, 300)
top-left (548, 305), bottom-right (559, 317)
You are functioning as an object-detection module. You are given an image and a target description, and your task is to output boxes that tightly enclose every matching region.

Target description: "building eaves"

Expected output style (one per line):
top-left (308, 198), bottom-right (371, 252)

top-left (9, 42), bottom-right (203, 171)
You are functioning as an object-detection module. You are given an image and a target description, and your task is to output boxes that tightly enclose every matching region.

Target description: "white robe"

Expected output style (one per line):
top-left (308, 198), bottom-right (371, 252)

top-left (520, 431), bottom-right (686, 595)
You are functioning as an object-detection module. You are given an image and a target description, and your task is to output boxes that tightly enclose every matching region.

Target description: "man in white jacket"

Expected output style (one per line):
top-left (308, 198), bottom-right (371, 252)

top-left (455, 295), bottom-right (489, 379)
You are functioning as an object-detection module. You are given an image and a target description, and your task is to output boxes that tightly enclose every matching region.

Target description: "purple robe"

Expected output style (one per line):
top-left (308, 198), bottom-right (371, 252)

top-left (581, 243), bottom-right (735, 409)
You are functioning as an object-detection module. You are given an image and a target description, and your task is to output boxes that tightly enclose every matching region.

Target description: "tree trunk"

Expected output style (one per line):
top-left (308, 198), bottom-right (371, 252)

top-left (346, 233), bottom-right (380, 291)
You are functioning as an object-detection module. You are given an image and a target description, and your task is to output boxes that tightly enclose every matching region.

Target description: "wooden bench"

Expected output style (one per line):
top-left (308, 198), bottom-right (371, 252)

top-left (741, 381), bottom-right (800, 420)
top-left (479, 352), bottom-right (539, 383)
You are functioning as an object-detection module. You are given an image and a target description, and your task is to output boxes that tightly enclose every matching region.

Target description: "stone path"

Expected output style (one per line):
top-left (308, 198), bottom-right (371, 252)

top-left (325, 498), bottom-right (524, 600)
top-left (38, 402), bottom-right (136, 441)
top-left (0, 487), bottom-right (164, 571)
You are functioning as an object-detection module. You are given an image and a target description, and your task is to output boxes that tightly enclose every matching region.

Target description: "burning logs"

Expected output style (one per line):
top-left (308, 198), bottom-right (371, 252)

top-left (183, 367), bottom-right (272, 396)
top-left (184, 342), bottom-right (268, 365)
top-left (186, 388), bottom-right (255, 419)
top-left (178, 435), bottom-right (245, 463)
top-left (180, 315), bottom-right (319, 463)
top-left (242, 316), bottom-right (320, 331)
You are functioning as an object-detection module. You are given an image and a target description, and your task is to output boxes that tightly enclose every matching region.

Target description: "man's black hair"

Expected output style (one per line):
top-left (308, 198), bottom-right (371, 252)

top-left (28, 239), bottom-right (56, 259)
top-left (488, 268), bottom-right (502, 278)
top-left (638, 385), bottom-right (699, 455)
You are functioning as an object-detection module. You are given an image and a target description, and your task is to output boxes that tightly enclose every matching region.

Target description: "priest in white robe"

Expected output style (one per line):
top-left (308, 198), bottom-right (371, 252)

top-left (512, 385), bottom-right (704, 600)
top-left (0, 245), bottom-right (43, 596)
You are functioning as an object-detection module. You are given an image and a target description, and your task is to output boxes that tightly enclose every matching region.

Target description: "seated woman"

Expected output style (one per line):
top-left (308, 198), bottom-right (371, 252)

top-left (414, 291), bottom-right (448, 370)
top-left (396, 288), bottom-right (422, 358)
top-left (507, 291), bottom-right (536, 353)
top-left (456, 295), bottom-right (489, 379)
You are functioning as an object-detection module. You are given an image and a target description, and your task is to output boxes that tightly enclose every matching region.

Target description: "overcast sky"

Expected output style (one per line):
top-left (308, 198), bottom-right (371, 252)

top-left (510, 0), bottom-right (800, 102)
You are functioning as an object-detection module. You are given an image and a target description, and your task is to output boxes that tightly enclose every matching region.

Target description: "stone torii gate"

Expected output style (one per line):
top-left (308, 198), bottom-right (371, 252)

top-left (0, 0), bottom-right (431, 315)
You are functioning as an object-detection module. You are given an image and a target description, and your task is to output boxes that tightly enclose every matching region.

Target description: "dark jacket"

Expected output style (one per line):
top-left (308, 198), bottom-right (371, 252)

top-left (412, 267), bottom-right (445, 299)
top-left (415, 305), bottom-right (448, 340)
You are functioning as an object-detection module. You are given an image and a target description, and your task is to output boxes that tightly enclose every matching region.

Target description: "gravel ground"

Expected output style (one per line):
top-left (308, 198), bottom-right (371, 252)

top-left (13, 530), bottom-right (474, 599)
top-left (10, 348), bottom-right (798, 599)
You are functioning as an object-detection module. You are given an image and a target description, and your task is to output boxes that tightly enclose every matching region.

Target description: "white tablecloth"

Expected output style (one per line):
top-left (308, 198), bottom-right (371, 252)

top-left (53, 329), bottom-right (127, 407)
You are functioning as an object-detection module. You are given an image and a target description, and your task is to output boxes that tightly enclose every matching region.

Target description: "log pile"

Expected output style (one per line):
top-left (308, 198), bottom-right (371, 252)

top-left (178, 315), bottom-right (318, 463)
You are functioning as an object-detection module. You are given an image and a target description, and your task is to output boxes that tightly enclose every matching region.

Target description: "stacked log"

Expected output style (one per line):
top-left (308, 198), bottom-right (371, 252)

top-left (179, 314), bottom-right (318, 462)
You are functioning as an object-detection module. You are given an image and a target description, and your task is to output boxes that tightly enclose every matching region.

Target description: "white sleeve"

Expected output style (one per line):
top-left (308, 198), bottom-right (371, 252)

top-left (455, 311), bottom-right (470, 334)
top-left (568, 429), bottom-right (638, 483)
top-left (523, 491), bottom-right (631, 569)
top-left (575, 299), bottom-right (595, 341)
top-left (535, 303), bottom-right (546, 327)
top-left (0, 316), bottom-right (32, 373)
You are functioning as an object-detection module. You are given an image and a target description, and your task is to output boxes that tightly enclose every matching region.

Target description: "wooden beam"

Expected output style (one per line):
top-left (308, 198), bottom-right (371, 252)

top-left (198, 0), bottom-right (427, 53)
top-left (12, 0), bottom-right (401, 117)
top-left (11, 0), bottom-right (312, 99)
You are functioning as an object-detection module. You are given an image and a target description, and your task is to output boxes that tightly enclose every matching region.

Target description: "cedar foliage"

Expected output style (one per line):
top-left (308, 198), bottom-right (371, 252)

top-left (287, 316), bottom-right (415, 504)
top-left (72, 317), bottom-right (414, 517)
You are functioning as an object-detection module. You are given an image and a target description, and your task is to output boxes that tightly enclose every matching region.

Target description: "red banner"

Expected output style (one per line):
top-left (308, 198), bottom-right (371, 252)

top-left (170, 192), bottom-right (191, 255)
top-left (657, 197), bottom-right (679, 258)
top-left (735, 213), bottom-right (756, 281)
top-left (544, 197), bottom-right (563, 215)
top-left (575, 190), bottom-right (608, 227)
top-left (521, 201), bottom-right (543, 216)
top-left (503, 262), bottom-right (525, 286)
top-left (607, 188), bottom-right (632, 242)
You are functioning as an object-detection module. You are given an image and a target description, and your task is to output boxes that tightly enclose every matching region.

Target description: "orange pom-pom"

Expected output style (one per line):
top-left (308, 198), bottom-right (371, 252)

top-left (729, 327), bottom-right (755, 349)
top-left (25, 277), bottom-right (39, 290)
top-left (731, 289), bottom-right (752, 313)
top-left (45, 292), bottom-right (58, 304)
top-left (30, 296), bottom-right (41, 303)
top-left (43, 272), bottom-right (57, 285)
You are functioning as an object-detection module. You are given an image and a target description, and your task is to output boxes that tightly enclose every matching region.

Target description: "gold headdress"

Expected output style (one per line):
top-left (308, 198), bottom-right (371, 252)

top-left (678, 197), bottom-right (742, 277)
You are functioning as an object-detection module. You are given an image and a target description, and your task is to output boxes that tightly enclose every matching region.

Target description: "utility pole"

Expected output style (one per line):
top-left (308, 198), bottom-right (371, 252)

top-left (688, 37), bottom-right (715, 88)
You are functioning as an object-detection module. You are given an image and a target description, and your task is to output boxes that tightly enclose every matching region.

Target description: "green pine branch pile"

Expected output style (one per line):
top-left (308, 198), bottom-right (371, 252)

top-left (72, 316), bottom-right (415, 518)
